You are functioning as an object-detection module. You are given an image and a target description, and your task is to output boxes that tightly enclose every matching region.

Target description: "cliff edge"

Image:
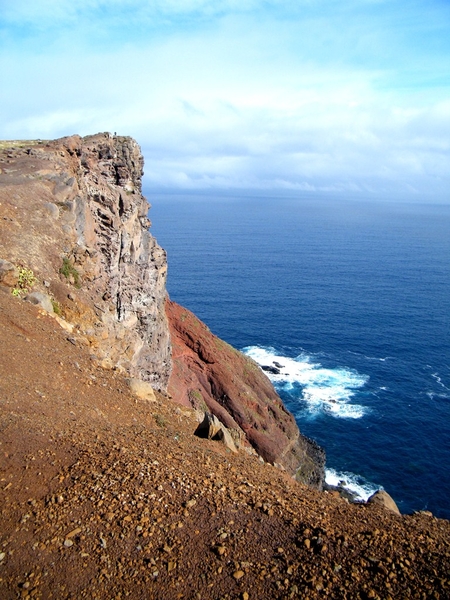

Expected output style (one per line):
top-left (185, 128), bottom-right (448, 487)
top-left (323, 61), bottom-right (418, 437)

top-left (0, 288), bottom-right (449, 599)
top-left (0, 134), bottom-right (171, 389)
top-left (167, 299), bottom-right (325, 487)
top-left (0, 133), bottom-right (324, 486)
top-left (1, 134), bottom-right (449, 599)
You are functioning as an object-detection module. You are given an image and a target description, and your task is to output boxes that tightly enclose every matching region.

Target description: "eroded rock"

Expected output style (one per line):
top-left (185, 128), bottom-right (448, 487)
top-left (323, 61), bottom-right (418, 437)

top-left (25, 291), bottom-right (54, 313)
top-left (127, 378), bottom-right (157, 402)
top-left (0, 259), bottom-right (18, 288)
top-left (368, 490), bottom-right (401, 515)
top-left (167, 300), bottom-right (325, 488)
top-left (195, 412), bottom-right (238, 453)
top-left (0, 134), bottom-right (171, 391)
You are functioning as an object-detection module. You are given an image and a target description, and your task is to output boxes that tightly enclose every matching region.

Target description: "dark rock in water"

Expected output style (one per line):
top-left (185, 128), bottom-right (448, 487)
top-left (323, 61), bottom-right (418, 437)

top-left (323, 481), bottom-right (359, 503)
top-left (273, 362), bottom-right (284, 369)
top-left (261, 365), bottom-right (280, 374)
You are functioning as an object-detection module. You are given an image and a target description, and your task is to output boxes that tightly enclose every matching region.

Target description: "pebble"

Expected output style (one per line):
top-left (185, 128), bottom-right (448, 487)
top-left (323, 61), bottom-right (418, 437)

top-left (233, 570), bottom-right (245, 580)
top-left (63, 539), bottom-right (73, 547)
top-left (65, 527), bottom-right (81, 539)
top-left (168, 561), bottom-right (176, 573)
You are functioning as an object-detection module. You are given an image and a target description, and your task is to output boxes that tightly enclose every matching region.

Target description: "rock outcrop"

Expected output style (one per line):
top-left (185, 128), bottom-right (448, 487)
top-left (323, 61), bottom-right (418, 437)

top-left (167, 299), bottom-right (325, 488)
top-left (368, 490), bottom-right (401, 515)
top-left (0, 133), bottom-right (325, 487)
top-left (1, 290), bottom-right (449, 599)
top-left (195, 412), bottom-right (238, 454)
top-left (0, 134), bottom-right (171, 390)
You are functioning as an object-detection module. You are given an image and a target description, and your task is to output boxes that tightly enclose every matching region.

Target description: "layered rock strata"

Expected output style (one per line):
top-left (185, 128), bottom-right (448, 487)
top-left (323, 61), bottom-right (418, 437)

top-left (0, 133), bottom-right (171, 389)
top-left (167, 300), bottom-right (325, 488)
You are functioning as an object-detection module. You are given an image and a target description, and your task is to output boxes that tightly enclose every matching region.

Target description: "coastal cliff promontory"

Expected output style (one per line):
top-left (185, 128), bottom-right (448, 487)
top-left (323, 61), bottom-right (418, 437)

top-left (1, 134), bottom-right (449, 599)
top-left (0, 133), bottom-right (171, 390)
top-left (167, 299), bottom-right (325, 487)
top-left (0, 133), bottom-right (323, 485)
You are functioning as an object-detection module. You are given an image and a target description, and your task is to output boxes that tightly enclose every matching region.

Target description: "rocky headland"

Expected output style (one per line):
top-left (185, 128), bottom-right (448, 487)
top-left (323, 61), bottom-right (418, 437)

top-left (0, 134), bottom-right (449, 599)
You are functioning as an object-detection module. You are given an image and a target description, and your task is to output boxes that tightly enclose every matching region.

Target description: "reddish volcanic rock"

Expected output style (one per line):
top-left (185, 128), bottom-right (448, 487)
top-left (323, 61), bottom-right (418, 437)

top-left (166, 299), bottom-right (325, 488)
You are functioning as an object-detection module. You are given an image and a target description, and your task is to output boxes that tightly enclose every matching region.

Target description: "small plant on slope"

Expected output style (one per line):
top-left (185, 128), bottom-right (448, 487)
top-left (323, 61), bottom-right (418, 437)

top-left (60, 257), bottom-right (81, 288)
top-left (11, 266), bottom-right (37, 298)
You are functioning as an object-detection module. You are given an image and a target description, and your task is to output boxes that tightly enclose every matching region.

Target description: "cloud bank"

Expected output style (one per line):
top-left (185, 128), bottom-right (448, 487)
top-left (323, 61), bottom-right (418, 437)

top-left (1, 0), bottom-right (450, 199)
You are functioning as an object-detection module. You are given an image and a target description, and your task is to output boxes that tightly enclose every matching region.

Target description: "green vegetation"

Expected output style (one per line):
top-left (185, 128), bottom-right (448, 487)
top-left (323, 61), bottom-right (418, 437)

top-left (154, 414), bottom-right (166, 428)
top-left (214, 337), bottom-right (239, 355)
top-left (189, 389), bottom-right (208, 412)
top-left (51, 299), bottom-right (61, 315)
top-left (60, 257), bottom-right (81, 288)
top-left (11, 266), bottom-right (37, 298)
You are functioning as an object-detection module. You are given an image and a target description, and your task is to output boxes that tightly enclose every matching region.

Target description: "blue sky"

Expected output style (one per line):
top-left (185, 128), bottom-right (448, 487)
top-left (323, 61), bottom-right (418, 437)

top-left (1, 0), bottom-right (450, 199)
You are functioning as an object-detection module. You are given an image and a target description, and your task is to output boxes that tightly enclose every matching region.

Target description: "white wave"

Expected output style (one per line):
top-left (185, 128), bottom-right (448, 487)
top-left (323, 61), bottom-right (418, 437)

top-left (431, 372), bottom-right (450, 391)
top-left (243, 345), bottom-right (369, 419)
top-left (427, 391), bottom-right (450, 401)
top-left (325, 468), bottom-right (380, 502)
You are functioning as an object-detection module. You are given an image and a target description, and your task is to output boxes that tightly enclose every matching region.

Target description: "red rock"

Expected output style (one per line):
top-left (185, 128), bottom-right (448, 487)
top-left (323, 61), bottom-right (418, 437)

top-left (166, 299), bottom-right (325, 488)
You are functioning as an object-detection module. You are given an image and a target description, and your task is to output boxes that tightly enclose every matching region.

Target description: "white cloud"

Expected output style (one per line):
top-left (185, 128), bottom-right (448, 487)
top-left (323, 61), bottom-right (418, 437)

top-left (1, 1), bottom-right (450, 199)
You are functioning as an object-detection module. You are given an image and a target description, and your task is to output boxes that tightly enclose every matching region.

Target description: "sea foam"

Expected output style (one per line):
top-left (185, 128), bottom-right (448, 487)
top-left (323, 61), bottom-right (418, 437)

top-left (243, 346), bottom-right (369, 419)
top-left (325, 468), bottom-right (380, 502)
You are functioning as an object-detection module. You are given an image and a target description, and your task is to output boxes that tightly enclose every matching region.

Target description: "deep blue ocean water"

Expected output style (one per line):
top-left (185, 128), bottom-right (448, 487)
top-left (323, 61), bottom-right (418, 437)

top-left (148, 192), bottom-right (450, 519)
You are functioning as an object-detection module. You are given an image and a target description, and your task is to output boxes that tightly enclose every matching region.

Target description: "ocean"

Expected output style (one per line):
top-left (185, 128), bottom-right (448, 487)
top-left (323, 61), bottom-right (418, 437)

top-left (148, 192), bottom-right (450, 519)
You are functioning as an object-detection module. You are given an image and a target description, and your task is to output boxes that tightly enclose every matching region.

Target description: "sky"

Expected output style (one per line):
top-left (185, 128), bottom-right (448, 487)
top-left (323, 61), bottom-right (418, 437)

top-left (1, 0), bottom-right (450, 200)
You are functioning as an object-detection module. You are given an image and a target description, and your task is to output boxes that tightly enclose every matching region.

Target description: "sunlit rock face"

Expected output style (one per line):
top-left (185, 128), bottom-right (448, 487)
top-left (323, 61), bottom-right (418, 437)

top-left (0, 133), bottom-right (171, 390)
top-left (166, 299), bottom-right (325, 489)
top-left (0, 131), bottom-right (325, 486)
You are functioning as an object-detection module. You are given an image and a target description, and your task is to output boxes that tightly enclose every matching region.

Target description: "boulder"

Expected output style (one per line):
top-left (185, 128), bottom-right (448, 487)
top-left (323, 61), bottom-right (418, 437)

top-left (195, 412), bottom-right (238, 454)
top-left (43, 202), bottom-right (59, 219)
top-left (367, 490), bottom-right (401, 515)
top-left (0, 259), bottom-right (18, 288)
top-left (127, 378), bottom-right (156, 402)
top-left (25, 292), bottom-right (54, 313)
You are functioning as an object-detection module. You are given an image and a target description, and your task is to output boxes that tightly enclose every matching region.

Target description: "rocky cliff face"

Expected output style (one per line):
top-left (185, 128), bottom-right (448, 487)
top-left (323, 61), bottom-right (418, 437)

top-left (0, 133), bottom-right (324, 487)
top-left (0, 133), bottom-right (171, 389)
top-left (167, 300), bottom-right (325, 488)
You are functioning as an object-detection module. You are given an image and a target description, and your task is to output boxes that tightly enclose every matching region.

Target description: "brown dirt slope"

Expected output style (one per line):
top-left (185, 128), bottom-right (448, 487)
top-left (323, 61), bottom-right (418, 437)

top-left (0, 290), bottom-right (449, 599)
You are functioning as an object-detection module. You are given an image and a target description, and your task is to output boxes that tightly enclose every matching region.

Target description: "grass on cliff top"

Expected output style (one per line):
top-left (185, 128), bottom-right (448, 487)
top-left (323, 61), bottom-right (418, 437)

top-left (0, 139), bottom-right (45, 150)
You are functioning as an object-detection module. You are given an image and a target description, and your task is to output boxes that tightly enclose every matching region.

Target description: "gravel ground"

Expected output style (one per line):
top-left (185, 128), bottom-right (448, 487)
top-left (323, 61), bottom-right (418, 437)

top-left (1, 290), bottom-right (449, 599)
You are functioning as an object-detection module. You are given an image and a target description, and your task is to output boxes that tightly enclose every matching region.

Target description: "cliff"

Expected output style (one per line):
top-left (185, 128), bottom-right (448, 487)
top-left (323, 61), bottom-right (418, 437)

top-left (0, 133), bottom-right (324, 486)
top-left (0, 133), bottom-right (171, 389)
top-left (167, 299), bottom-right (325, 487)
top-left (0, 134), bottom-right (449, 599)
